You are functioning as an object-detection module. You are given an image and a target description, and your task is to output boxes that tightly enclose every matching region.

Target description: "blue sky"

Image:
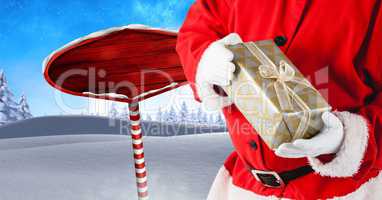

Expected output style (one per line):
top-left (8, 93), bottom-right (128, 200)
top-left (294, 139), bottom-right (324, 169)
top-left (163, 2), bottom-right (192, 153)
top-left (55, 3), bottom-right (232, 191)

top-left (0, 0), bottom-right (196, 116)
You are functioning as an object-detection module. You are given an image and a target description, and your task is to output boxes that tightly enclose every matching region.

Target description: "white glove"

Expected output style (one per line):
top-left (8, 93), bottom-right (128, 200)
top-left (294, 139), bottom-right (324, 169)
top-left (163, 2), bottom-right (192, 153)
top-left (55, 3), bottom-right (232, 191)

top-left (275, 112), bottom-right (345, 158)
top-left (196, 33), bottom-right (243, 111)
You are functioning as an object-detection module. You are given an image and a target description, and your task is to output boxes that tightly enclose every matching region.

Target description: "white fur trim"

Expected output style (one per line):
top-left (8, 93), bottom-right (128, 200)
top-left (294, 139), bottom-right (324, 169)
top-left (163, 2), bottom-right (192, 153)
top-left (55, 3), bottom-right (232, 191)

top-left (42, 24), bottom-right (177, 72)
top-left (331, 172), bottom-right (382, 199)
top-left (207, 166), bottom-right (289, 200)
top-left (208, 166), bottom-right (382, 200)
top-left (308, 112), bottom-right (369, 177)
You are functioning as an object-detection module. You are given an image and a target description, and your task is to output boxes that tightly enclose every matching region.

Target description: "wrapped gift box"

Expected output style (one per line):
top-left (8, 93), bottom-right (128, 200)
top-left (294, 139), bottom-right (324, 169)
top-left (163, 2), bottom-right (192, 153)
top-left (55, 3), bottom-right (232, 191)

top-left (224, 40), bottom-right (331, 149)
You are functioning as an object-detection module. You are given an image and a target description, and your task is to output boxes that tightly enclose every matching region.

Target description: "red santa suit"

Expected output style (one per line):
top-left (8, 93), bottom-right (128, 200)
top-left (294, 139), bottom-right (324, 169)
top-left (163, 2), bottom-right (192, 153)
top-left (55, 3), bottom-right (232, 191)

top-left (176, 0), bottom-right (382, 199)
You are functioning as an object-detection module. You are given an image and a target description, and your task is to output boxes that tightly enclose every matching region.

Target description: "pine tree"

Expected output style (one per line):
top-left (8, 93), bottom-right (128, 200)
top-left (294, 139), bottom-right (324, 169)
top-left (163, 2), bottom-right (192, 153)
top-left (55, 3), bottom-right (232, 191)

top-left (200, 112), bottom-right (208, 124)
top-left (167, 106), bottom-right (178, 123)
top-left (208, 114), bottom-right (215, 125)
top-left (120, 106), bottom-right (130, 120)
top-left (18, 95), bottom-right (33, 119)
top-left (156, 107), bottom-right (163, 122)
top-left (179, 101), bottom-right (189, 124)
top-left (161, 110), bottom-right (168, 122)
top-left (196, 107), bottom-right (205, 124)
top-left (108, 103), bottom-right (118, 119)
top-left (188, 111), bottom-right (197, 124)
top-left (215, 114), bottom-right (226, 126)
top-left (0, 71), bottom-right (22, 125)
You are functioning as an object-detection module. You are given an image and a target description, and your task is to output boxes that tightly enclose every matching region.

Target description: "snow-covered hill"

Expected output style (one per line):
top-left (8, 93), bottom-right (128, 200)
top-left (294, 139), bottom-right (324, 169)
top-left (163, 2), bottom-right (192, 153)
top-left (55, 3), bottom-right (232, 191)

top-left (0, 115), bottom-right (227, 139)
top-left (0, 134), bottom-right (233, 200)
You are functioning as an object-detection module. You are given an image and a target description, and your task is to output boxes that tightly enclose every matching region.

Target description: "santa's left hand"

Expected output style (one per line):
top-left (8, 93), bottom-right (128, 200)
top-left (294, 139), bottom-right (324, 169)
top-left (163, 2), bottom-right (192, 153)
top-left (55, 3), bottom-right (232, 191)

top-left (275, 112), bottom-right (345, 158)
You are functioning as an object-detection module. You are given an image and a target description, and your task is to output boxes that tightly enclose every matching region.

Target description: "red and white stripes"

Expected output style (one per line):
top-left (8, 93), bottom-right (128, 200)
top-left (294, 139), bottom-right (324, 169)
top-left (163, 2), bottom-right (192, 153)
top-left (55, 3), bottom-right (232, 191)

top-left (129, 102), bottom-right (149, 200)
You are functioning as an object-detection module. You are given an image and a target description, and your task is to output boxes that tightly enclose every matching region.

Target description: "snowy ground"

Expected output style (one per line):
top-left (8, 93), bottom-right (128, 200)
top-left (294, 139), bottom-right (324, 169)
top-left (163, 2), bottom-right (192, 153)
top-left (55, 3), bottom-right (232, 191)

top-left (0, 116), bottom-right (227, 139)
top-left (0, 133), bottom-right (233, 200)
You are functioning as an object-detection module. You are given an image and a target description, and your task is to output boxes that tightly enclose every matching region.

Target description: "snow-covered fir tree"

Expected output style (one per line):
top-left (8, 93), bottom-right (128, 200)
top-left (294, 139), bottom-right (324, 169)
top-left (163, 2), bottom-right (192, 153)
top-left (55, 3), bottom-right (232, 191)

top-left (188, 111), bottom-right (197, 124)
top-left (156, 107), bottom-right (163, 122)
top-left (0, 71), bottom-right (29, 125)
top-left (161, 110), bottom-right (168, 122)
top-left (119, 106), bottom-right (130, 120)
top-left (195, 107), bottom-right (208, 124)
top-left (152, 103), bottom-right (226, 126)
top-left (208, 114), bottom-right (215, 125)
top-left (215, 114), bottom-right (226, 126)
top-left (108, 103), bottom-right (118, 119)
top-left (202, 114), bottom-right (209, 124)
top-left (164, 106), bottom-right (178, 123)
top-left (178, 101), bottom-right (188, 123)
top-left (17, 95), bottom-right (32, 119)
top-left (196, 107), bottom-right (205, 124)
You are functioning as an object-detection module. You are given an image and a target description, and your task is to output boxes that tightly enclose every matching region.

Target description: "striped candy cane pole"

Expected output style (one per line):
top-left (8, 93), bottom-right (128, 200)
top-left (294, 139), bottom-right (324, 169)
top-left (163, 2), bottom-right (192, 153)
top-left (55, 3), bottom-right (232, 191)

top-left (129, 102), bottom-right (149, 200)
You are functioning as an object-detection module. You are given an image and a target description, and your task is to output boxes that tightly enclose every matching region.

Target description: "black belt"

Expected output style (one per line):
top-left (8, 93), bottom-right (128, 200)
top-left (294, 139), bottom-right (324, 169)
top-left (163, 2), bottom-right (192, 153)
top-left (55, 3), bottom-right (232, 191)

top-left (251, 165), bottom-right (314, 188)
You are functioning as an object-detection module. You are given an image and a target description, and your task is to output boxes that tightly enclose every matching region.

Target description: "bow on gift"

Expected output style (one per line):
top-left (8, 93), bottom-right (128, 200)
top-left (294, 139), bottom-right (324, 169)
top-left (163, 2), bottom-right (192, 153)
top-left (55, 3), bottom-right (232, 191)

top-left (259, 61), bottom-right (312, 139)
top-left (246, 43), bottom-right (314, 139)
top-left (258, 60), bottom-right (313, 111)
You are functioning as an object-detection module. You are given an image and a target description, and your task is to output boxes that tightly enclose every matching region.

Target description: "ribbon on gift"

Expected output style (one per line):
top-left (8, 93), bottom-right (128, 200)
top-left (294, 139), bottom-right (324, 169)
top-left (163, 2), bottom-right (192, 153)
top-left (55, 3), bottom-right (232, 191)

top-left (245, 42), bottom-right (314, 140)
top-left (258, 60), bottom-right (313, 110)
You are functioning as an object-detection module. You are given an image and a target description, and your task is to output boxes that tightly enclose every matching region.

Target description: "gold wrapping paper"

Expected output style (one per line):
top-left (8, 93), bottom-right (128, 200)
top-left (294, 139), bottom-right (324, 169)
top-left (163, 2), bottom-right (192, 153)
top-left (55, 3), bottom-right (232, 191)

top-left (224, 40), bottom-right (331, 149)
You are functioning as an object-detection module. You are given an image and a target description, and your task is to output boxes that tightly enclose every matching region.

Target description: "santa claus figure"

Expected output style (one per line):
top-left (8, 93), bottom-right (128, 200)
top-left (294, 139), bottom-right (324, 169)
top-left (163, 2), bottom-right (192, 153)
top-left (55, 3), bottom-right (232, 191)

top-left (176, 0), bottom-right (382, 199)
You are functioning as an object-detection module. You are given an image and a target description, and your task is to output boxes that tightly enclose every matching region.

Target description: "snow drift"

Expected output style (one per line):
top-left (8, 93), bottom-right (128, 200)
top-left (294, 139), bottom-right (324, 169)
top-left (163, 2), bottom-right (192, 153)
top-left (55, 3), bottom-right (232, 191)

top-left (0, 133), bottom-right (233, 200)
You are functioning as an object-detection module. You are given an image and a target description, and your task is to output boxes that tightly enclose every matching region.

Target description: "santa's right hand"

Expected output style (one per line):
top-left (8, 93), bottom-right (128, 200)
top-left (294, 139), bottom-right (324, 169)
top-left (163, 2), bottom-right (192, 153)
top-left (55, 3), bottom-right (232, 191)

top-left (196, 33), bottom-right (243, 111)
